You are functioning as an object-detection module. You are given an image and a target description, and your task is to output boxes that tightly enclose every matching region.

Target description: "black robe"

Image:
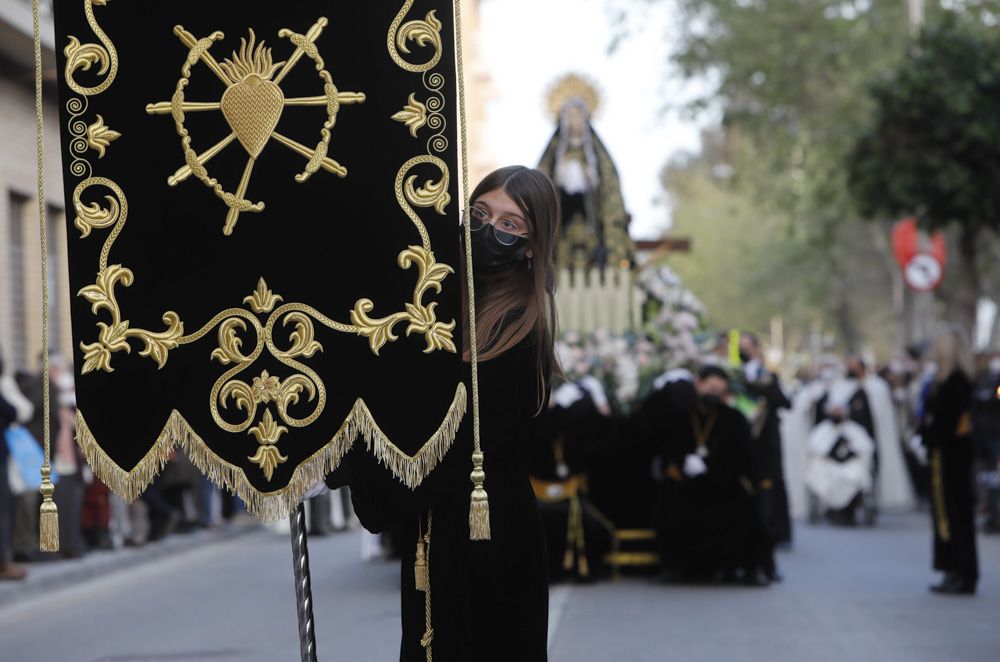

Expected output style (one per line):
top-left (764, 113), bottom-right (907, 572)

top-left (344, 336), bottom-right (549, 662)
top-left (744, 373), bottom-right (793, 550)
top-left (643, 382), bottom-right (756, 577)
top-left (920, 370), bottom-right (979, 587)
top-left (526, 387), bottom-right (615, 581)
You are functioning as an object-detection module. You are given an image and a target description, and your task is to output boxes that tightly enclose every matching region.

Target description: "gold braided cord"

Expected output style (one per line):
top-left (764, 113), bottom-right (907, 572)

top-left (454, 0), bottom-right (476, 457)
top-left (454, 0), bottom-right (490, 541)
top-left (75, 383), bottom-right (466, 522)
top-left (422, 509), bottom-right (434, 661)
top-left (33, 0), bottom-right (59, 552)
top-left (33, 0), bottom-right (47, 473)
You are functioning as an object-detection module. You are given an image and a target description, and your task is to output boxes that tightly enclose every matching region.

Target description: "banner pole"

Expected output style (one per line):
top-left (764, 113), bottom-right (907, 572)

top-left (290, 502), bottom-right (319, 662)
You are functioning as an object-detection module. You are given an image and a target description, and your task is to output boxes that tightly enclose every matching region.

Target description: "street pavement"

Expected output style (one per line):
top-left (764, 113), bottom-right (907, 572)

top-left (0, 512), bottom-right (997, 662)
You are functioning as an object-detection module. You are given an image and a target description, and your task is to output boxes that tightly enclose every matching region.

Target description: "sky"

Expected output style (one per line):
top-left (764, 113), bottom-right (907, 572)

top-left (478, 0), bottom-right (710, 239)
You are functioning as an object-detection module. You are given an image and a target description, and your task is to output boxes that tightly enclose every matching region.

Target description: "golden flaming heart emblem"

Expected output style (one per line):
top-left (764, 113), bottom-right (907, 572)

top-left (219, 32), bottom-right (285, 159)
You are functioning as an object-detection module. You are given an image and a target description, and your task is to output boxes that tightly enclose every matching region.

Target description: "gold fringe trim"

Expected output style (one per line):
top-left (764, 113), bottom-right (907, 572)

top-left (75, 382), bottom-right (467, 522)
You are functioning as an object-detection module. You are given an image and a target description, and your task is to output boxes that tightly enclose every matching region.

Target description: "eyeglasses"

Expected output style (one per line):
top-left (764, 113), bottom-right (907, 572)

top-left (466, 206), bottom-right (527, 246)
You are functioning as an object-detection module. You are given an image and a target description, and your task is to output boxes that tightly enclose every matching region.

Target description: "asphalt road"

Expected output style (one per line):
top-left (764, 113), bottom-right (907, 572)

top-left (0, 513), bottom-right (997, 662)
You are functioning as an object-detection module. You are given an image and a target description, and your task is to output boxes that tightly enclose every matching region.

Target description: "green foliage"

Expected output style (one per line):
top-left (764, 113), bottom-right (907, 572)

top-left (626, 0), bottom-right (1000, 351)
top-left (847, 17), bottom-right (1000, 232)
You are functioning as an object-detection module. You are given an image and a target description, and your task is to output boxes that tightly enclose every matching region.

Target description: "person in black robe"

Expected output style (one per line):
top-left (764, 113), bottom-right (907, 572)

top-left (336, 166), bottom-right (560, 661)
top-left (920, 330), bottom-right (979, 595)
top-left (644, 365), bottom-right (762, 584)
top-left (738, 333), bottom-right (792, 581)
top-left (527, 377), bottom-right (615, 581)
top-left (971, 355), bottom-right (1000, 533)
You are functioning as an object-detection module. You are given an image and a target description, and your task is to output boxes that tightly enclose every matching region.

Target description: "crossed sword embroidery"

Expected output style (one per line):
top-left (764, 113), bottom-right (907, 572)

top-left (147, 18), bottom-right (365, 235)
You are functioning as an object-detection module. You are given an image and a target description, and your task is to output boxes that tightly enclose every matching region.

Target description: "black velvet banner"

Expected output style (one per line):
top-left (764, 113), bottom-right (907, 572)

top-left (52, 0), bottom-right (466, 518)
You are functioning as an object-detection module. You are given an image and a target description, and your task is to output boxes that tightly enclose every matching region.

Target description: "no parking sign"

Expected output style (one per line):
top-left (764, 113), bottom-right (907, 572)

top-left (892, 218), bottom-right (947, 292)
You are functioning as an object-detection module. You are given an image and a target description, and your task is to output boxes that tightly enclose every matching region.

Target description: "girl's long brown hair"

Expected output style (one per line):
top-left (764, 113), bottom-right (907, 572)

top-left (462, 166), bottom-right (560, 405)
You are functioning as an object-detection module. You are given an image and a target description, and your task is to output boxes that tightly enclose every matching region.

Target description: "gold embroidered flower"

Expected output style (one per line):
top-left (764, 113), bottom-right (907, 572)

top-left (252, 370), bottom-right (282, 404)
top-left (86, 115), bottom-right (121, 159)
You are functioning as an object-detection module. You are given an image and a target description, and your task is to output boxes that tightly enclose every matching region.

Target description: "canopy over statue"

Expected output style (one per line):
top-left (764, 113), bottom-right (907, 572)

top-left (53, 0), bottom-right (468, 520)
top-left (538, 74), bottom-right (633, 271)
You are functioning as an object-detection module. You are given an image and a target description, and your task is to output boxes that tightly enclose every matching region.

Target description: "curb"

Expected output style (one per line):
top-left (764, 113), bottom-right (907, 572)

top-left (0, 523), bottom-right (260, 609)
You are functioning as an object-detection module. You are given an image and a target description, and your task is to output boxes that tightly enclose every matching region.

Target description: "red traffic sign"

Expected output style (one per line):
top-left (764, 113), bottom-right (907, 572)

top-left (892, 218), bottom-right (946, 291)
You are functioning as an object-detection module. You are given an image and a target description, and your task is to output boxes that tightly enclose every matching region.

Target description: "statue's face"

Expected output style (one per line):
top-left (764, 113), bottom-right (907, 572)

top-left (566, 106), bottom-right (587, 141)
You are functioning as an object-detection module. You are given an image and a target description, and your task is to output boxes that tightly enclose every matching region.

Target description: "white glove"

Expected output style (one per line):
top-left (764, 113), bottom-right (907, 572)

top-left (683, 453), bottom-right (708, 478)
top-left (909, 435), bottom-right (928, 466)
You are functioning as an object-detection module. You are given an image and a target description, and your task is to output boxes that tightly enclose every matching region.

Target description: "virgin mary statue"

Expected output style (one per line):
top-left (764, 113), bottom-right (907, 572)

top-left (538, 74), bottom-right (632, 272)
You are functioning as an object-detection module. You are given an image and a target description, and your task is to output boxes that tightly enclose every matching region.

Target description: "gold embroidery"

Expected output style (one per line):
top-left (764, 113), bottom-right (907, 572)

top-left (147, 19), bottom-right (366, 235)
top-left (183, 277), bottom-right (450, 478)
top-left (396, 155), bottom-right (451, 251)
top-left (73, 179), bottom-right (184, 374)
top-left (67, 97), bottom-right (92, 178)
top-left (75, 381), bottom-right (467, 521)
top-left (393, 93), bottom-right (429, 137)
top-left (65, 1), bottom-right (466, 514)
top-left (64, 0), bottom-right (118, 97)
top-left (244, 277), bottom-right (283, 313)
top-left (421, 72), bottom-right (448, 154)
top-left (85, 115), bottom-right (119, 158)
top-left (388, 1), bottom-right (443, 73)
top-left (393, 75), bottom-right (447, 156)
top-left (351, 246), bottom-right (457, 355)
top-left (248, 409), bottom-right (289, 481)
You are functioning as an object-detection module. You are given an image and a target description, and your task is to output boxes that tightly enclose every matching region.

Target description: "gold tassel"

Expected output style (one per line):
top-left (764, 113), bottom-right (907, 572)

top-left (414, 537), bottom-right (429, 592)
top-left (469, 451), bottom-right (491, 540)
top-left (39, 465), bottom-right (59, 552)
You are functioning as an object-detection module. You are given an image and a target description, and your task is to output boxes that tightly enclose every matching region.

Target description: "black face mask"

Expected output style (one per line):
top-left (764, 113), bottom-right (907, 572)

top-left (469, 222), bottom-right (530, 274)
top-left (738, 351), bottom-right (751, 363)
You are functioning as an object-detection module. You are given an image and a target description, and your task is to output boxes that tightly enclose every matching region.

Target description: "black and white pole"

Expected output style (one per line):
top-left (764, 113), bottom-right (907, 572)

top-left (290, 502), bottom-right (318, 662)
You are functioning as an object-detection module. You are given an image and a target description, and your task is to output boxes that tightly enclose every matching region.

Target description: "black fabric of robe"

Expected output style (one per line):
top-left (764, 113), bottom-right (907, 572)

top-left (643, 382), bottom-right (757, 577)
top-left (342, 336), bottom-right (549, 662)
top-left (527, 389), bottom-right (615, 580)
top-left (920, 370), bottom-right (979, 587)
top-left (744, 374), bottom-right (793, 551)
top-left (588, 409), bottom-right (657, 529)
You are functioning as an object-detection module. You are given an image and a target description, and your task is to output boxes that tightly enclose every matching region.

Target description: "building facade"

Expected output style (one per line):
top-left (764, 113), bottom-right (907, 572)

top-left (0, 0), bottom-right (72, 373)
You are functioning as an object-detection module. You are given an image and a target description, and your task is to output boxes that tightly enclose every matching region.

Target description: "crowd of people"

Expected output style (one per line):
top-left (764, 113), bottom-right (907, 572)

top-left (0, 351), bottom-right (259, 582)
top-left (3, 323), bottom-right (997, 597)
top-left (521, 326), bottom-right (996, 595)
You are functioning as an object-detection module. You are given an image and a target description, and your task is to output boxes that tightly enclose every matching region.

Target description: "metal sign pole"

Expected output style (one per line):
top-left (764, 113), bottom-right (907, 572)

top-left (290, 502), bottom-right (319, 662)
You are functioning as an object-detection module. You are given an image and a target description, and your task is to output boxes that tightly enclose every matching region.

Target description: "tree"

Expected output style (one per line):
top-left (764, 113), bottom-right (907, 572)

top-left (652, 0), bottom-right (910, 351)
top-left (664, 132), bottom-right (898, 356)
top-left (846, 16), bottom-right (1000, 336)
